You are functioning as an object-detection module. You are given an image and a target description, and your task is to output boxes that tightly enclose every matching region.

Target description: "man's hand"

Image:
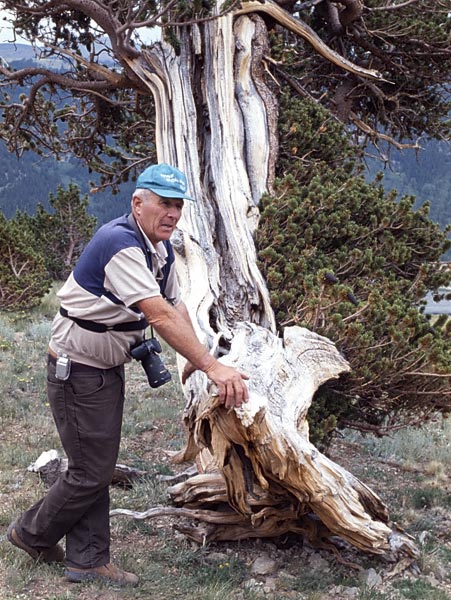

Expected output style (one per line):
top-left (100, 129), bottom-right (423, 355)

top-left (182, 359), bottom-right (249, 409)
top-left (137, 296), bottom-right (249, 409)
top-left (203, 362), bottom-right (249, 409)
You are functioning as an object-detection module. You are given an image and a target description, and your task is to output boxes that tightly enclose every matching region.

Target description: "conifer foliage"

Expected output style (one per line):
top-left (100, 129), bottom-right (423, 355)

top-left (0, 212), bottom-right (51, 310)
top-left (0, 185), bottom-right (96, 309)
top-left (257, 93), bottom-right (451, 445)
top-left (31, 184), bottom-right (97, 280)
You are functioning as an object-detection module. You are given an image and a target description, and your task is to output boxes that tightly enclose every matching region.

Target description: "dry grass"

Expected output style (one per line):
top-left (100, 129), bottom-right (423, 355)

top-left (1, 294), bottom-right (451, 599)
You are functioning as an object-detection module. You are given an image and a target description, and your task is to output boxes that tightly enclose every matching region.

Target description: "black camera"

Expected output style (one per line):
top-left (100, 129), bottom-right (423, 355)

top-left (130, 338), bottom-right (172, 388)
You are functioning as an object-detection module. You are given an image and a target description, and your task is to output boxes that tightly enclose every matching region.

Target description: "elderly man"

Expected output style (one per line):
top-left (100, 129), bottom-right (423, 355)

top-left (7, 163), bottom-right (249, 586)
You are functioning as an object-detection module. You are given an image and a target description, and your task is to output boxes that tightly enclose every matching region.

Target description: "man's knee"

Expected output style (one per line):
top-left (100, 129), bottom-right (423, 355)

top-left (63, 465), bottom-right (114, 491)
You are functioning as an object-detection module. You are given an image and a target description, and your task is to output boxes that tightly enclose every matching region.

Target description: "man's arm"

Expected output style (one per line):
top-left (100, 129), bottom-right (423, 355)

top-left (172, 302), bottom-right (199, 384)
top-left (136, 296), bottom-right (249, 408)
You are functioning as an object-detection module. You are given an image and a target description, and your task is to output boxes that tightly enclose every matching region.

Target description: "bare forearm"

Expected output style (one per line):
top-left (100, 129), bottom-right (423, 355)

top-left (174, 301), bottom-right (198, 339)
top-left (137, 297), bottom-right (214, 372)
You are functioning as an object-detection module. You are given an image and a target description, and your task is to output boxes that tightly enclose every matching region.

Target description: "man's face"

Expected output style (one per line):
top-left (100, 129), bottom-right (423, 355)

top-left (133, 191), bottom-right (184, 245)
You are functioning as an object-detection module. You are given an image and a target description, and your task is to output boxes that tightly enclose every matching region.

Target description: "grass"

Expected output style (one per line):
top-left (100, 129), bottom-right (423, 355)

top-left (393, 579), bottom-right (451, 599)
top-left (2, 291), bottom-right (451, 599)
top-left (349, 419), bottom-right (451, 468)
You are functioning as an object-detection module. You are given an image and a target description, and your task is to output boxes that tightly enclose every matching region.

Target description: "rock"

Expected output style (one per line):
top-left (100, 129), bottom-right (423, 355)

top-left (263, 577), bottom-right (277, 592)
top-left (205, 551), bottom-right (229, 563)
top-left (426, 574), bottom-right (440, 587)
top-left (244, 578), bottom-right (263, 593)
top-left (328, 585), bottom-right (359, 599)
top-left (359, 567), bottom-right (382, 588)
top-left (342, 587), bottom-right (360, 599)
top-left (27, 449), bottom-right (61, 472)
top-left (308, 552), bottom-right (330, 571)
top-left (434, 565), bottom-right (447, 581)
top-left (250, 555), bottom-right (278, 576)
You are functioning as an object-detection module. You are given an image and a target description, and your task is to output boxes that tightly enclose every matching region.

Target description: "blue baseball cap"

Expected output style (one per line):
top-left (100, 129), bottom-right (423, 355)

top-left (136, 163), bottom-right (195, 201)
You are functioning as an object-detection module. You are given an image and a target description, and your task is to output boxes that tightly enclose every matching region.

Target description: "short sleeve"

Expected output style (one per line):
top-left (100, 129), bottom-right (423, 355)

top-left (104, 246), bottom-right (162, 307)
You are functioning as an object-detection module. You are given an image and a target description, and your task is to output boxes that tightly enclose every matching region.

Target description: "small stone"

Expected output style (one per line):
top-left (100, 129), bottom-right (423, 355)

top-left (329, 585), bottom-right (345, 596)
top-left (434, 565), bottom-right (447, 581)
top-left (263, 577), bottom-right (277, 592)
top-left (426, 574), bottom-right (440, 587)
top-left (342, 586), bottom-right (360, 599)
top-left (205, 551), bottom-right (229, 563)
top-left (359, 567), bottom-right (382, 588)
top-left (244, 578), bottom-right (262, 590)
top-left (250, 555), bottom-right (278, 576)
top-left (308, 552), bottom-right (330, 571)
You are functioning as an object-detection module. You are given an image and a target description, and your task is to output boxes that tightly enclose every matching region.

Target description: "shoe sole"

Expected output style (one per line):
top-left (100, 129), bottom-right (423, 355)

top-left (66, 570), bottom-right (99, 583)
top-left (65, 569), bottom-right (139, 587)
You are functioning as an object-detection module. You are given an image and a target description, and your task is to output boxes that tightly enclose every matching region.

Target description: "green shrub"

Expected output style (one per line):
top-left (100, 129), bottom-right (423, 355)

top-left (256, 94), bottom-right (451, 447)
top-left (0, 213), bottom-right (51, 310)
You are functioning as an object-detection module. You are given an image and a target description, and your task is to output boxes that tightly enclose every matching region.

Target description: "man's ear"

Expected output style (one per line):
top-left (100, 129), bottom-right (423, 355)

top-left (131, 194), bottom-right (142, 214)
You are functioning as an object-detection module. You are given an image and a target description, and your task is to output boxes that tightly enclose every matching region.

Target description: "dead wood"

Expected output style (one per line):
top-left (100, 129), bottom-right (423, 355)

top-left (112, 323), bottom-right (418, 562)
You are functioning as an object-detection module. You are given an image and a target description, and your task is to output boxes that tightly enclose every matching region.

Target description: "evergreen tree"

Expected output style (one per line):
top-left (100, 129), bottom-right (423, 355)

top-left (31, 184), bottom-right (97, 280)
top-left (257, 93), bottom-right (451, 446)
top-left (0, 212), bottom-right (51, 310)
top-left (366, 142), bottom-right (451, 259)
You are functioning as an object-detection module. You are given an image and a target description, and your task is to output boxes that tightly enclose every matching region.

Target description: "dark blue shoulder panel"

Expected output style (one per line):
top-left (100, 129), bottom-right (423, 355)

top-left (73, 215), bottom-right (141, 301)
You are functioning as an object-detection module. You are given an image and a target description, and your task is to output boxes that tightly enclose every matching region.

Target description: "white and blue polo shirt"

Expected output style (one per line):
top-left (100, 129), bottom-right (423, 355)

top-left (49, 215), bottom-right (181, 369)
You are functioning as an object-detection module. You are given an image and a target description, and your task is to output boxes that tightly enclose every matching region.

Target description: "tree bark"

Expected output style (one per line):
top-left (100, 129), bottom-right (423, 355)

top-left (126, 12), bottom-right (276, 344)
top-left (112, 324), bottom-right (417, 558)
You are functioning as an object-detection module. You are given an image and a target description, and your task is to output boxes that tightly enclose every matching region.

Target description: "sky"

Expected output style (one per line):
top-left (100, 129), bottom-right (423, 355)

top-left (0, 10), bottom-right (28, 43)
top-left (0, 9), bottom-right (159, 45)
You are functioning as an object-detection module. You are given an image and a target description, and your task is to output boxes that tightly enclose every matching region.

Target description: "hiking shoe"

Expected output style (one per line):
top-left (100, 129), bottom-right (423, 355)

top-left (65, 562), bottom-right (139, 587)
top-left (7, 522), bottom-right (65, 563)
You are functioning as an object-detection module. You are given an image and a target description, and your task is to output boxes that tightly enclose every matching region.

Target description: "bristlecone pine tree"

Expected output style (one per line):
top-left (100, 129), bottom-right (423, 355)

top-left (1, 0), bottom-right (450, 561)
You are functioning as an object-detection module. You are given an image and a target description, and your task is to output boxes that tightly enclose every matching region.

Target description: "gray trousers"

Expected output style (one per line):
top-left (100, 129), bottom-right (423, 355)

top-left (16, 357), bottom-right (125, 569)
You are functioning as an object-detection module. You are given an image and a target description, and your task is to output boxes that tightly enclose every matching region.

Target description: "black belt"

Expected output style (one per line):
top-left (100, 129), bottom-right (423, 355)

top-left (47, 353), bottom-right (100, 374)
top-left (59, 307), bottom-right (148, 333)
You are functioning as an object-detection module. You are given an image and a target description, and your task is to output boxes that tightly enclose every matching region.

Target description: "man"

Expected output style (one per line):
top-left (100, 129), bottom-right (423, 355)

top-left (7, 163), bottom-right (249, 587)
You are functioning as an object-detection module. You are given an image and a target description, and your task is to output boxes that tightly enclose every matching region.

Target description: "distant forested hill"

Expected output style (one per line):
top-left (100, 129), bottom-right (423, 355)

top-left (1, 135), bottom-right (449, 256)
top-left (0, 44), bottom-right (449, 253)
top-left (0, 42), bottom-right (133, 224)
top-left (366, 141), bottom-right (451, 231)
top-left (365, 141), bottom-right (451, 260)
top-left (0, 142), bottom-right (134, 224)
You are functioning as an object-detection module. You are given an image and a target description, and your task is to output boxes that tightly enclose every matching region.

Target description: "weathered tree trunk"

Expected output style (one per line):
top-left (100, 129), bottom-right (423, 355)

top-left (126, 10), bottom-right (276, 341)
top-left (117, 2), bottom-right (418, 560)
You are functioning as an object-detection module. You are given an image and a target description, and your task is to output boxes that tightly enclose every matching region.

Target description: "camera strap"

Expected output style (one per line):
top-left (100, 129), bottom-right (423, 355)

top-left (127, 213), bottom-right (175, 301)
top-left (59, 307), bottom-right (148, 333)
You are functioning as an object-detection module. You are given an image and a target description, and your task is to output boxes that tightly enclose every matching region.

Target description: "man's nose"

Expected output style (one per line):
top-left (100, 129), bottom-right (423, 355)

top-left (167, 205), bottom-right (182, 218)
